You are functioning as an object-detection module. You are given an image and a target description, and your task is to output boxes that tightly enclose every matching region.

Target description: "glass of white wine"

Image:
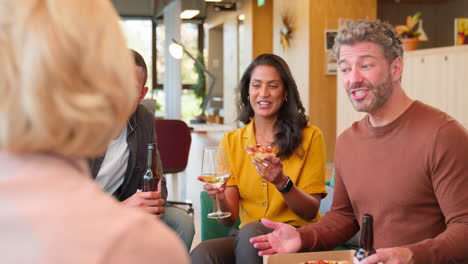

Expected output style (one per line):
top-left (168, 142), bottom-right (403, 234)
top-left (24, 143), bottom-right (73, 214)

top-left (200, 146), bottom-right (231, 219)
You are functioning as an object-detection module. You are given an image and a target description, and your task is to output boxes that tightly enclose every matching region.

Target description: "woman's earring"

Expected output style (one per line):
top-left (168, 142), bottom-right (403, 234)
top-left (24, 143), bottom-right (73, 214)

top-left (284, 97), bottom-right (288, 102)
top-left (247, 96), bottom-right (250, 100)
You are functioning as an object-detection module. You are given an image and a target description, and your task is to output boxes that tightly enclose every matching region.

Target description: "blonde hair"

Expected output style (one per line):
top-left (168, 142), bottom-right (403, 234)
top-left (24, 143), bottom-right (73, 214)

top-left (0, 0), bottom-right (137, 158)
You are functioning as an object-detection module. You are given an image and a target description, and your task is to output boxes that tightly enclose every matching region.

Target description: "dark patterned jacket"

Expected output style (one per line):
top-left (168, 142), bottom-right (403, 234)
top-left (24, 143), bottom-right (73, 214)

top-left (88, 104), bottom-right (167, 201)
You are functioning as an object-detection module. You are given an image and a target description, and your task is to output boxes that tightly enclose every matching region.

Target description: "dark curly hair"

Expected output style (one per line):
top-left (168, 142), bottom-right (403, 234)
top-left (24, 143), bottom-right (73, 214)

top-left (238, 54), bottom-right (308, 158)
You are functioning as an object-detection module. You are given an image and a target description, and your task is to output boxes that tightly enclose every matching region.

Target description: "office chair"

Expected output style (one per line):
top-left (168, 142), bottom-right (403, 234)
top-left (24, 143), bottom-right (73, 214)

top-left (154, 119), bottom-right (193, 215)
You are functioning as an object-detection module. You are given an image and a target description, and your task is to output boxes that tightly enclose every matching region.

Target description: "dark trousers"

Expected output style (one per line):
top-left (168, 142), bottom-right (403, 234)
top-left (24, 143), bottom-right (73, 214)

top-left (190, 221), bottom-right (273, 264)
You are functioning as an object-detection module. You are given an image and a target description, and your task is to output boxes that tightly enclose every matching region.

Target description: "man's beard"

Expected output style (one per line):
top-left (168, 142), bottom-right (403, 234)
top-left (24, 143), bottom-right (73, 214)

top-left (347, 73), bottom-right (394, 113)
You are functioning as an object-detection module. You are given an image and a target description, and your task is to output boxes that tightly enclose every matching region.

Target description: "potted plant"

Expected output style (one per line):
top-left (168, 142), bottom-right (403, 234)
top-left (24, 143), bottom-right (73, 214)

top-left (395, 12), bottom-right (424, 51)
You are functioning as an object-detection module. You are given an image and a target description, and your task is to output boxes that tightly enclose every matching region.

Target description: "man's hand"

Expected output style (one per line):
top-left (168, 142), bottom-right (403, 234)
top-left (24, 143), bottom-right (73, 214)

top-left (250, 218), bottom-right (302, 256)
top-left (359, 247), bottom-right (414, 264)
top-left (122, 191), bottom-right (165, 218)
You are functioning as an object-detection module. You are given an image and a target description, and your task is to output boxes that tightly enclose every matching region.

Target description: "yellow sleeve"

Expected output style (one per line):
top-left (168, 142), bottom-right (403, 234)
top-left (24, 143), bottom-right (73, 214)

top-left (294, 126), bottom-right (327, 197)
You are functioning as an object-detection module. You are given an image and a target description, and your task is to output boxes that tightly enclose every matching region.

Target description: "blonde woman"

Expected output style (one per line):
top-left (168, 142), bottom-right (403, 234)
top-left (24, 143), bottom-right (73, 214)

top-left (0, 0), bottom-right (188, 263)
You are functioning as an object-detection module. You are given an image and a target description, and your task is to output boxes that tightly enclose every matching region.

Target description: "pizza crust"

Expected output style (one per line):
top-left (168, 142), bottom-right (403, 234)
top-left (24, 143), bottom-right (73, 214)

top-left (302, 261), bottom-right (352, 264)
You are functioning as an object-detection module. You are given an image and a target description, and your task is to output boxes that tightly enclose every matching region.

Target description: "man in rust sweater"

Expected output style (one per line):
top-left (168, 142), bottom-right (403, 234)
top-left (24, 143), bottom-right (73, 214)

top-left (250, 20), bottom-right (468, 264)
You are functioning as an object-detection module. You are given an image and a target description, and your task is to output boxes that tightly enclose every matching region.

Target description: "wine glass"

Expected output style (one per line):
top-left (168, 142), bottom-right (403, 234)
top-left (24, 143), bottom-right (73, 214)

top-left (200, 146), bottom-right (231, 219)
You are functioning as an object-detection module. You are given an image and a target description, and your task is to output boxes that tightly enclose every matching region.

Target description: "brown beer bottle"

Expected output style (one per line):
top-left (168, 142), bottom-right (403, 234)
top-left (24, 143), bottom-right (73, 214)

top-left (142, 143), bottom-right (161, 192)
top-left (354, 214), bottom-right (376, 263)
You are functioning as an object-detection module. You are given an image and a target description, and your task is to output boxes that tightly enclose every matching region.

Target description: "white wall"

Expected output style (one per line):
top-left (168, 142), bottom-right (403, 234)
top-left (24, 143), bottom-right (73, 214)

top-left (272, 0), bottom-right (310, 113)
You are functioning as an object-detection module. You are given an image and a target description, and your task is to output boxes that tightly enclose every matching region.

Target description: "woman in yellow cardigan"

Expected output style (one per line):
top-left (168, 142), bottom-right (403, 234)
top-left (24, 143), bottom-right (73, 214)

top-left (191, 54), bottom-right (327, 264)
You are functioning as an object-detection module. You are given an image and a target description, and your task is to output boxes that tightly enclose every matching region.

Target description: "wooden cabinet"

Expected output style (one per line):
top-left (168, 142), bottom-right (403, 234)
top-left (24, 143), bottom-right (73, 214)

top-left (378, 0), bottom-right (448, 3)
top-left (402, 52), bottom-right (449, 111)
top-left (402, 46), bottom-right (468, 128)
top-left (336, 45), bottom-right (468, 137)
top-left (446, 51), bottom-right (468, 128)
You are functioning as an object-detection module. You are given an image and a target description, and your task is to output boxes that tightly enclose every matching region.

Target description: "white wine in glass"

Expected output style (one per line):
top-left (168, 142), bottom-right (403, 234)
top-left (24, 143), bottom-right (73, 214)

top-left (201, 147), bottom-right (231, 219)
top-left (200, 173), bottom-right (230, 188)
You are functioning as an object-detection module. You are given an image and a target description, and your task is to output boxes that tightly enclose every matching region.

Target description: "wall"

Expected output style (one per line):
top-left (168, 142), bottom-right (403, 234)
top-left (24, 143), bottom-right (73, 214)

top-left (208, 26), bottom-right (224, 101)
top-left (223, 19), bottom-right (241, 126)
top-left (378, 0), bottom-right (468, 49)
top-left (203, 0), bottom-right (274, 126)
top-left (273, 0), bottom-right (311, 115)
top-left (205, 0), bottom-right (253, 127)
top-left (253, 0), bottom-right (273, 57)
top-left (309, 0), bottom-right (377, 162)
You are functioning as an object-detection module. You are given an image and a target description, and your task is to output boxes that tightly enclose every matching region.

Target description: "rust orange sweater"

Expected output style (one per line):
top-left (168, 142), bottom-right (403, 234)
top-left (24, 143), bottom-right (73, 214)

top-left (298, 101), bottom-right (468, 264)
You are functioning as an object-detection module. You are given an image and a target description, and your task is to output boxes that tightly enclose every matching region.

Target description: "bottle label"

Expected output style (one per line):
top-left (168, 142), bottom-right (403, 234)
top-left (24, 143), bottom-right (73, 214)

top-left (142, 172), bottom-right (158, 192)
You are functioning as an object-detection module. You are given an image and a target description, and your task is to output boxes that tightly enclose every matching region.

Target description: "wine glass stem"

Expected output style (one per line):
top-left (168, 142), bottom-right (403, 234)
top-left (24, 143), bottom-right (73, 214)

top-left (215, 193), bottom-right (222, 214)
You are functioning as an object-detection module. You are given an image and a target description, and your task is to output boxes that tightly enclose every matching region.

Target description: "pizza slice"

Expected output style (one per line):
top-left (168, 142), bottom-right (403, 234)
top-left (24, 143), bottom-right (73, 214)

top-left (245, 144), bottom-right (274, 160)
top-left (303, 261), bottom-right (352, 264)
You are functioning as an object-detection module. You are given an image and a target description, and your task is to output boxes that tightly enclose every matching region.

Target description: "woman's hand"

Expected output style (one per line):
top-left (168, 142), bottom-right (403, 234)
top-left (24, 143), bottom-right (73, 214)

top-left (197, 176), bottom-right (228, 200)
top-left (252, 155), bottom-right (288, 188)
top-left (252, 156), bottom-right (322, 221)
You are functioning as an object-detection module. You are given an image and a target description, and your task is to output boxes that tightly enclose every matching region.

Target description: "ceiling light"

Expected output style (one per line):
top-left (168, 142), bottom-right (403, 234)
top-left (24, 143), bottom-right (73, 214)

top-left (180, 9), bottom-right (200, 19)
top-left (238, 14), bottom-right (245, 21)
top-left (205, 0), bottom-right (222, 2)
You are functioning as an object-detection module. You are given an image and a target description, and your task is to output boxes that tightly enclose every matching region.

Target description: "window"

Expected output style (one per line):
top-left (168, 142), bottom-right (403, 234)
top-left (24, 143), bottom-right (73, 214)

top-left (155, 23), bottom-right (165, 87)
top-left (180, 23), bottom-right (200, 85)
top-left (156, 23), bottom-right (201, 86)
top-left (121, 19), bottom-right (203, 121)
top-left (156, 22), bottom-right (203, 121)
top-left (120, 19), bottom-right (153, 90)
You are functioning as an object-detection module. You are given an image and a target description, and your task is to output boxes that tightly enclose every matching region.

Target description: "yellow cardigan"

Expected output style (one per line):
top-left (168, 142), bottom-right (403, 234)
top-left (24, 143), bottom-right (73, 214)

top-left (221, 121), bottom-right (327, 228)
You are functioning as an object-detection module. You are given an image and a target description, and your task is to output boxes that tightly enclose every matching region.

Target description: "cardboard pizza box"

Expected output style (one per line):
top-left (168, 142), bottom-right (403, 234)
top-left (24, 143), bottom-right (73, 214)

top-left (263, 250), bottom-right (355, 264)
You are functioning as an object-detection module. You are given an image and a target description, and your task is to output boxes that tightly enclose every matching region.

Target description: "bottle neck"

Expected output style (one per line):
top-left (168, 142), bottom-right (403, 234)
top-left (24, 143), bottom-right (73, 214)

top-left (146, 147), bottom-right (153, 170)
top-left (360, 215), bottom-right (374, 251)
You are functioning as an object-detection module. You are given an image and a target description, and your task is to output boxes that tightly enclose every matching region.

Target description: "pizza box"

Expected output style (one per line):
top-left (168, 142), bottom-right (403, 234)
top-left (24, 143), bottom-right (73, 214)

top-left (263, 250), bottom-right (355, 264)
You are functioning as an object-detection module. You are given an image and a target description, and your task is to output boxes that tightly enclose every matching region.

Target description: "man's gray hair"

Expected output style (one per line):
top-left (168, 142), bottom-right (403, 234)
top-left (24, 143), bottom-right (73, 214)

top-left (333, 19), bottom-right (404, 63)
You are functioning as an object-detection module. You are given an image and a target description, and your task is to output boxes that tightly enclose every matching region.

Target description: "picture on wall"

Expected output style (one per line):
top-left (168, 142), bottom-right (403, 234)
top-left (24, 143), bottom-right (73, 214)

top-left (454, 18), bottom-right (468, 45)
top-left (325, 30), bottom-right (337, 75)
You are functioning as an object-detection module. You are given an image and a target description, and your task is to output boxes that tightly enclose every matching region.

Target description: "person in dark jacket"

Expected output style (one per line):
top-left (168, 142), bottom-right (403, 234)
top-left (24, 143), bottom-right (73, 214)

top-left (89, 50), bottom-right (195, 251)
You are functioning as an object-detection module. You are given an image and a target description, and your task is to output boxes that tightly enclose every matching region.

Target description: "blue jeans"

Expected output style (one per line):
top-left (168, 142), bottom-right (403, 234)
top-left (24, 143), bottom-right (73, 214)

top-left (162, 204), bottom-right (195, 251)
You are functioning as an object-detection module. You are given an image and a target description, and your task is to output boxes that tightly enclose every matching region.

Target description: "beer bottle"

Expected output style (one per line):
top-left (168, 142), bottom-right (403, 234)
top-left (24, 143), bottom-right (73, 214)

top-left (354, 214), bottom-right (376, 263)
top-left (142, 143), bottom-right (161, 192)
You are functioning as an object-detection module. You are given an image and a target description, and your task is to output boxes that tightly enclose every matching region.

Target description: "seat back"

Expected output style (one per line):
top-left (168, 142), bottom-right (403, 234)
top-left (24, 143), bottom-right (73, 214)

top-left (154, 119), bottom-right (192, 174)
top-left (200, 191), bottom-right (240, 241)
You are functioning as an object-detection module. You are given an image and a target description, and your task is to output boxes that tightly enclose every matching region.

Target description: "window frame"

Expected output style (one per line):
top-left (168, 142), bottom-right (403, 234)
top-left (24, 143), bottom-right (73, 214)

top-left (154, 19), bottom-right (204, 90)
top-left (120, 16), bottom-right (156, 91)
